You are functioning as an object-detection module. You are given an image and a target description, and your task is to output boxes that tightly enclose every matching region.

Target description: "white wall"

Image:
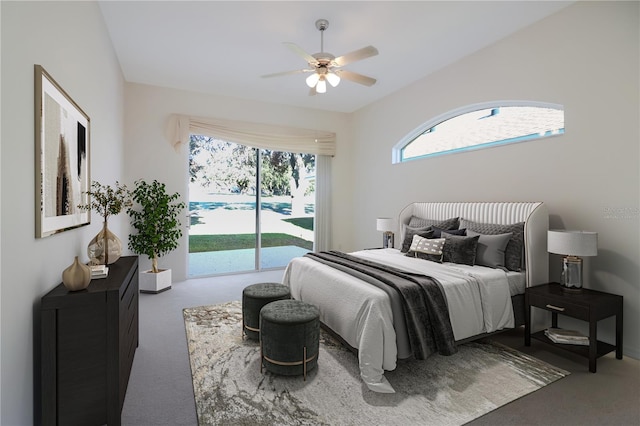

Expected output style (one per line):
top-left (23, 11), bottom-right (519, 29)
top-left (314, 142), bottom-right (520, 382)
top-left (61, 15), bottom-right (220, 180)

top-left (0, 2), bottom-right (126, 424)
top-left (1, 2), bottom-right (637, 424)
top-left (123, 83), bottom-right (353, 280)
top-left (350, 2), bottom-right (639, 357)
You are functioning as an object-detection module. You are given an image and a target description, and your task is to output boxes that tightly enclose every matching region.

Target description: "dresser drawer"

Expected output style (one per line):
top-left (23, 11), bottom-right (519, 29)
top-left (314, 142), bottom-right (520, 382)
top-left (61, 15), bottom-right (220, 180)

top-left (528, 293), bottom-right (589, 320)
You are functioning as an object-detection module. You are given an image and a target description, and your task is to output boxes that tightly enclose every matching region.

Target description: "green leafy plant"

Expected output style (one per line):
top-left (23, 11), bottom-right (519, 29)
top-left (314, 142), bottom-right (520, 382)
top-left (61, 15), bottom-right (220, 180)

top-left (78, 181), bottom-right (132, 224)
top-left (127, 179), bottom-right (186, 273)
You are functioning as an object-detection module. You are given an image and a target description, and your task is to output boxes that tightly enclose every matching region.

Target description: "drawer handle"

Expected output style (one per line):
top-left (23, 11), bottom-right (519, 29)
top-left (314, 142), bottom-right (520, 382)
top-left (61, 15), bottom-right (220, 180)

top-left (546, 304), bottom-right (565, 312)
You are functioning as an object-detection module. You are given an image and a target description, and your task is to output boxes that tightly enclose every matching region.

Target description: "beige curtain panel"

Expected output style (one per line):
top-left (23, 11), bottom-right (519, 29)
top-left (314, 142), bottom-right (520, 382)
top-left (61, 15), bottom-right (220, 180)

top-left (168, 114), bottom-right (336, 156)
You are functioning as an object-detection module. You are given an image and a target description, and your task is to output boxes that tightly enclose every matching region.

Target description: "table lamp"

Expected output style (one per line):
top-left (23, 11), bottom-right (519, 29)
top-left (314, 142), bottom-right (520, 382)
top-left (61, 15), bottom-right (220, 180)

top-left (376, 218), bottom-right (395, 249)
top-left (548, 230), bottom-right (598, 292)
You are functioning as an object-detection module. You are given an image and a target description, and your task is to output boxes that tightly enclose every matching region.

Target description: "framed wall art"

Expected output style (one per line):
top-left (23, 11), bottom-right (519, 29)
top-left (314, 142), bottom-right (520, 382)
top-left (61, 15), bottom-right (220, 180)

top-left (35, 64), bottom-right (90, 238)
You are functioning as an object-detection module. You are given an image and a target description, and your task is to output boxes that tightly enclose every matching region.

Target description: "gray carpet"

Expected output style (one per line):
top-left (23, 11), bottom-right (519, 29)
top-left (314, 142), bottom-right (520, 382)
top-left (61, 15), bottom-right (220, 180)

top-left (183, 301), bottom-right (569, 426)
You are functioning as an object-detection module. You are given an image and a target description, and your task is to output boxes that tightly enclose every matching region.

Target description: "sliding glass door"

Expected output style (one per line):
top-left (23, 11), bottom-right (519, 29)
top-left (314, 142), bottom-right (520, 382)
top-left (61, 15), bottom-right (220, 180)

top-left (188, 135), bottom-right (314, 276)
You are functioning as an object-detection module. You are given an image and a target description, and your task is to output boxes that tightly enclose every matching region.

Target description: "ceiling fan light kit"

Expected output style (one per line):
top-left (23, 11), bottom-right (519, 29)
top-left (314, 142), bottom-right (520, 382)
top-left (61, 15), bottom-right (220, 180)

top-left (262, 18), bottom-right (378, 95)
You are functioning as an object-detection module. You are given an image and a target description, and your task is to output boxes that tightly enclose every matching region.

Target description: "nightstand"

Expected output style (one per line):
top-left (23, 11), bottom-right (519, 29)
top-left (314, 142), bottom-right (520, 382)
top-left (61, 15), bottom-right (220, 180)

top-left (525, 282), bottom-right (623, 373)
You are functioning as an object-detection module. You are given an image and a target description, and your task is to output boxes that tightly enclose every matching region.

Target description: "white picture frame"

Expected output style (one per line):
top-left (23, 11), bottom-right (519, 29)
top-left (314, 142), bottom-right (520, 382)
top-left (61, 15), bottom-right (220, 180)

top-left (35, 65), bottom-right (90, 238)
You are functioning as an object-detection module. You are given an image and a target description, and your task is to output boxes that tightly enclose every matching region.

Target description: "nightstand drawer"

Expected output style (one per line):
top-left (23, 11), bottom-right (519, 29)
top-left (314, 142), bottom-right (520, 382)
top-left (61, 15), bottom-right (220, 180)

top-left (528, 293), bottom-right (589, 320)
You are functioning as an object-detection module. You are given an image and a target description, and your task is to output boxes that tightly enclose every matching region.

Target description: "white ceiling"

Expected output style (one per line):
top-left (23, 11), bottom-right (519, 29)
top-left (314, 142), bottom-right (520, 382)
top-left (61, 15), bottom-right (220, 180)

top-left (99, 1), bottom-right (573, 114)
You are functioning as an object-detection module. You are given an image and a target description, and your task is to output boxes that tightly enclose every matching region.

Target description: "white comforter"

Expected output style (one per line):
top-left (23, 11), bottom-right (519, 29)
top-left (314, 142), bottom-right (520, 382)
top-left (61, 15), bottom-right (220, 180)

top-left (282, 248), bottom-right (514, 393)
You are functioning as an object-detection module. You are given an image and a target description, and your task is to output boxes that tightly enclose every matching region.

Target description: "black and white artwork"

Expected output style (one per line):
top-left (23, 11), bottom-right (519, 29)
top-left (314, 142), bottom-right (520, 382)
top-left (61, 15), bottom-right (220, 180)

top-left (35, 65), bottom-right (90, 238)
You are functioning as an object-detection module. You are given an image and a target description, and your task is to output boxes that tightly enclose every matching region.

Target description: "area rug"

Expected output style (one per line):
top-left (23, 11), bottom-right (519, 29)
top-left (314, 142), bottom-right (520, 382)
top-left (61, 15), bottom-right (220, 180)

top-left (183, 301), bottom-right (569, 426)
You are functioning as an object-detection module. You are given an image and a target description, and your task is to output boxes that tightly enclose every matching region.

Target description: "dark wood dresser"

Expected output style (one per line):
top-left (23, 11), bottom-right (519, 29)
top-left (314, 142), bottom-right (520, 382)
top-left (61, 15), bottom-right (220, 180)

top-left (41, 256), bottom-right (139, 426)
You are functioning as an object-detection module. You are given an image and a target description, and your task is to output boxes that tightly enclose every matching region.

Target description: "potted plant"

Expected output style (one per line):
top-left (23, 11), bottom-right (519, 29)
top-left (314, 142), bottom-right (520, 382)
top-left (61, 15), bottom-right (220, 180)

top-left (78, 181), bottom-right (131, 265)
top-left (127, 179), bottom-right (186, 293)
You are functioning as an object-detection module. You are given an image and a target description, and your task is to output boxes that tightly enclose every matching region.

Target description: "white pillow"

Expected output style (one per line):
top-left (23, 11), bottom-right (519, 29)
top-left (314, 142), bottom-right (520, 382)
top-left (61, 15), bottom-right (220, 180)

top-left (409, 235), bottom-right (445, 255)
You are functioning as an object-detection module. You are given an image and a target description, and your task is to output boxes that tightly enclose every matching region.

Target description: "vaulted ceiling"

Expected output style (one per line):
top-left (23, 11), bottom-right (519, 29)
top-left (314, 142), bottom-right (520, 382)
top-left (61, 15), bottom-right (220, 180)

top-left (99, 1), bottom-right (573, 113)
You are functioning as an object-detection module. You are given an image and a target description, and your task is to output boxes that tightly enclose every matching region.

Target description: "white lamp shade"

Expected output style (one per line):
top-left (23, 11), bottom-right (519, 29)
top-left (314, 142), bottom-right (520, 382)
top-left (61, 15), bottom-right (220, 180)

top-left (306, 73), bottom-right (320, 88)
top-left (548, 230), bottom-right (598, 257)
top-left (376, 218), bottom-right (395, 232)
top-left (316, 77), bottom-right (327, 93)
top-left (326, 72), bottom-right (340, 87)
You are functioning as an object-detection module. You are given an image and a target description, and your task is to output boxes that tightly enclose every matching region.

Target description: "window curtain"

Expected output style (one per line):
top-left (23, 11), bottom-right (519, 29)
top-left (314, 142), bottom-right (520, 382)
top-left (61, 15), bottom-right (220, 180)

top-left (168, 114), bottom-right (336, 156)
top-left (169, 113), bottom-right (334, 252)
top-left (314, 155), bottom-right (331, 252)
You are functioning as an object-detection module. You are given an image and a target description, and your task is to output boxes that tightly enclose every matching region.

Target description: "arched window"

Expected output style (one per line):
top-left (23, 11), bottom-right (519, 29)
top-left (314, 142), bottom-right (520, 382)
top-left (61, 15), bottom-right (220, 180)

top-left (393, 101), bottom-right (564, 163)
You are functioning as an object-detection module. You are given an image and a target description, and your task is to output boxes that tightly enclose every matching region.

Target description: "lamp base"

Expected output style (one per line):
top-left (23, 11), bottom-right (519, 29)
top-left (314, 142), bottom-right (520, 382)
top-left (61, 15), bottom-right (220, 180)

top-left (561, 256), bottom-right (583, 292)
top-left (382, 232), bottom-right (394, 249)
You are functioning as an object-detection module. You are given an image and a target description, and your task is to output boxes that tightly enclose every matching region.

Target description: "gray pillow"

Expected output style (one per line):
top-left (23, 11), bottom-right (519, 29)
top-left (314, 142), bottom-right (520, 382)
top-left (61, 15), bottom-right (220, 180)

top-left (441, 233), bottom-right (480, 266)
top-left (431, 226), bottom-right (466, 238)
top-left (466, 230), bottom-right (512, 269)
top-left (400, 226), bottom-right (434, 253)
top-left (460, 219), bottom-right (525, 271)
top-left (408, 216), bottom-right (459, 231)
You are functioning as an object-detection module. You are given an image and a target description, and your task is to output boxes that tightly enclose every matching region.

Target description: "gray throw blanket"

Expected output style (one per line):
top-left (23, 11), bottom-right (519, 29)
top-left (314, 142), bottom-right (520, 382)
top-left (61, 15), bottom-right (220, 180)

top-left (305, 251), bottom-right (457, 359)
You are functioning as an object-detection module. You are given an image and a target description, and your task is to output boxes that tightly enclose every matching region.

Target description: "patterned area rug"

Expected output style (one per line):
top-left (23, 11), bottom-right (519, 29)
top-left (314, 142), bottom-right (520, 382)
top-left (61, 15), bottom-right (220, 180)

top-left (183, 301), bottom-right (568, 426)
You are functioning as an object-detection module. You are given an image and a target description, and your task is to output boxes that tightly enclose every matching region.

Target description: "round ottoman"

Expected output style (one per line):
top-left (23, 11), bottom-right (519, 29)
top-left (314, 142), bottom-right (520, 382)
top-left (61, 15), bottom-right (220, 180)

top-left (242, 283), bottom-right (291, 340)
top-left (260, 299), bottom-right (320, 380)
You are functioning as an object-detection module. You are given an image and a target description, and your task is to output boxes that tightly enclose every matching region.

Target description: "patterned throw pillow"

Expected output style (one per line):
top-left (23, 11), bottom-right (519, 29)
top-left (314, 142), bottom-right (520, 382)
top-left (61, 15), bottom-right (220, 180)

top-left (460, 219), bottom-right (525, 271)
top-left (408, 216), bottom-right (459, 230)
top-left (400, 226), bottom-right (434, 253)
top-left (441, 233), bottom-right (480, 266)
top-left (405, 235), bottom-right (445, 262)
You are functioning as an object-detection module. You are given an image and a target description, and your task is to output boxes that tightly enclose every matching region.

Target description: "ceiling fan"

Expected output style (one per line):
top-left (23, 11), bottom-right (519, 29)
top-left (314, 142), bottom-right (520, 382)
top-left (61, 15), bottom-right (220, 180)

top-left (262, 19), bottom-right (379, 95)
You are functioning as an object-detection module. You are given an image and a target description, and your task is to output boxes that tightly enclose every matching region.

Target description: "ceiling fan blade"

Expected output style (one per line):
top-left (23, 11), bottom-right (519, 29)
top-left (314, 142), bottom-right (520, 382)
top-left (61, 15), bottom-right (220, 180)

top-left (335, 69), bottom-right (377, 86)
top-left (261, 68), bottom-right (314, 79)
top-left (308, 86), bottom-right (317, 96)
top-left (332, 45), bottom-right (378, 67)
top-left (283, 42), bottom-right (319, 66)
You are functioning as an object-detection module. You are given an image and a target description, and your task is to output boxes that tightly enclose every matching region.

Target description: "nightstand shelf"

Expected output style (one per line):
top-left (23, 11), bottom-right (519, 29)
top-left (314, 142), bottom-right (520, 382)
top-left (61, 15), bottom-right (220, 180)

top-left (530, 330), bottom-right (617, 359)
top-left (525, 282), bottom-right (623, 373)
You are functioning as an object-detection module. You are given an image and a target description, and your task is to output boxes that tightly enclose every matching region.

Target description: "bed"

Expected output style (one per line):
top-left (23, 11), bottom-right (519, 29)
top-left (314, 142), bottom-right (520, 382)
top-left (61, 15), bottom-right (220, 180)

top-left (282, 202), bottom-right (548, 393)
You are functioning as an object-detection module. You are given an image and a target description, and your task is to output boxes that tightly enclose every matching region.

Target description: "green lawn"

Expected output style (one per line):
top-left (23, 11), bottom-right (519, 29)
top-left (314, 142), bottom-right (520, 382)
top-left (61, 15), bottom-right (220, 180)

top-left (189, 233), bottom-right (313, 253)
top-left (282, 217), bottom-right (314, 231)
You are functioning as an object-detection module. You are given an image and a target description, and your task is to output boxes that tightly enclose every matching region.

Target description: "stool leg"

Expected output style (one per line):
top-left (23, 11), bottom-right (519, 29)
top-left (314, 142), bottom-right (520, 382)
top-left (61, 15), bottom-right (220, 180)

top-left (260, 340), bottom-right (263, 374)
top-left (303, 346), bottom-right (307, 381)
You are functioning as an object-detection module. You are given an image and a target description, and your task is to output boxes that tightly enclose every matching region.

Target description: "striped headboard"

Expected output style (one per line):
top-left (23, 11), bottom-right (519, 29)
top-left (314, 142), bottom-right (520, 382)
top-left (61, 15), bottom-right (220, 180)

top-left (398, 202), bottom-right (548, 287)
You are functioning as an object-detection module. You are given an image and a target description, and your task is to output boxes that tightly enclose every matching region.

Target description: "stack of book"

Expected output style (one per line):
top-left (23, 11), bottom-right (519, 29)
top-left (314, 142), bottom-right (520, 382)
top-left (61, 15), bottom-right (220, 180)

top-left (90, 264), bottom-right (109, 279)
top-left (544, 328), bottom-right (589, 345)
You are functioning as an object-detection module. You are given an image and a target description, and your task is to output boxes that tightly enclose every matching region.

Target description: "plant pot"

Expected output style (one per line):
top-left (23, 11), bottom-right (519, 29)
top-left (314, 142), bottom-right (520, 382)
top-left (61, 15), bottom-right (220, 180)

top-left (139, 268), bottom-right (172, 294)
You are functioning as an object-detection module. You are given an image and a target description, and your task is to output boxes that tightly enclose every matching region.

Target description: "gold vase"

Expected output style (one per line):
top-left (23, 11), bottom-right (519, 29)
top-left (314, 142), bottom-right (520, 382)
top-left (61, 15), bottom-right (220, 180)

top-left (87, 221), bottom-right (122, 265)
top-left (62, 256), bottom-right (92, 291)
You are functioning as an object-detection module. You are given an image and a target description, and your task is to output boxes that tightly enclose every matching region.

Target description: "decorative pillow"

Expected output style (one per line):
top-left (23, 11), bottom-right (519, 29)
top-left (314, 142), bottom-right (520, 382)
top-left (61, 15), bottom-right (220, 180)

top-left (460, 219), bottom-right (525, 271)
top-left (431, 226), bottom-right (466, 238)
top-left (408, 216), bottom-right (460, 231)
top-left (405, 235), bottom-right (445, 263)
top-left (466, 230), bottom-right (512, 269)
top-left (400, 225), bottom-right (434, 253)
top-left (441, 233), bottom-right (480, 266)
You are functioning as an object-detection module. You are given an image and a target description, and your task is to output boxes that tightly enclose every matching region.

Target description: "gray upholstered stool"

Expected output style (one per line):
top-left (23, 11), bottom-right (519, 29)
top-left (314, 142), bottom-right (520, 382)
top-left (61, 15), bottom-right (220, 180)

top-left (242, 283), bottom-right (291, 340)
top-left (259, 299), bottom-right (320, 380)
